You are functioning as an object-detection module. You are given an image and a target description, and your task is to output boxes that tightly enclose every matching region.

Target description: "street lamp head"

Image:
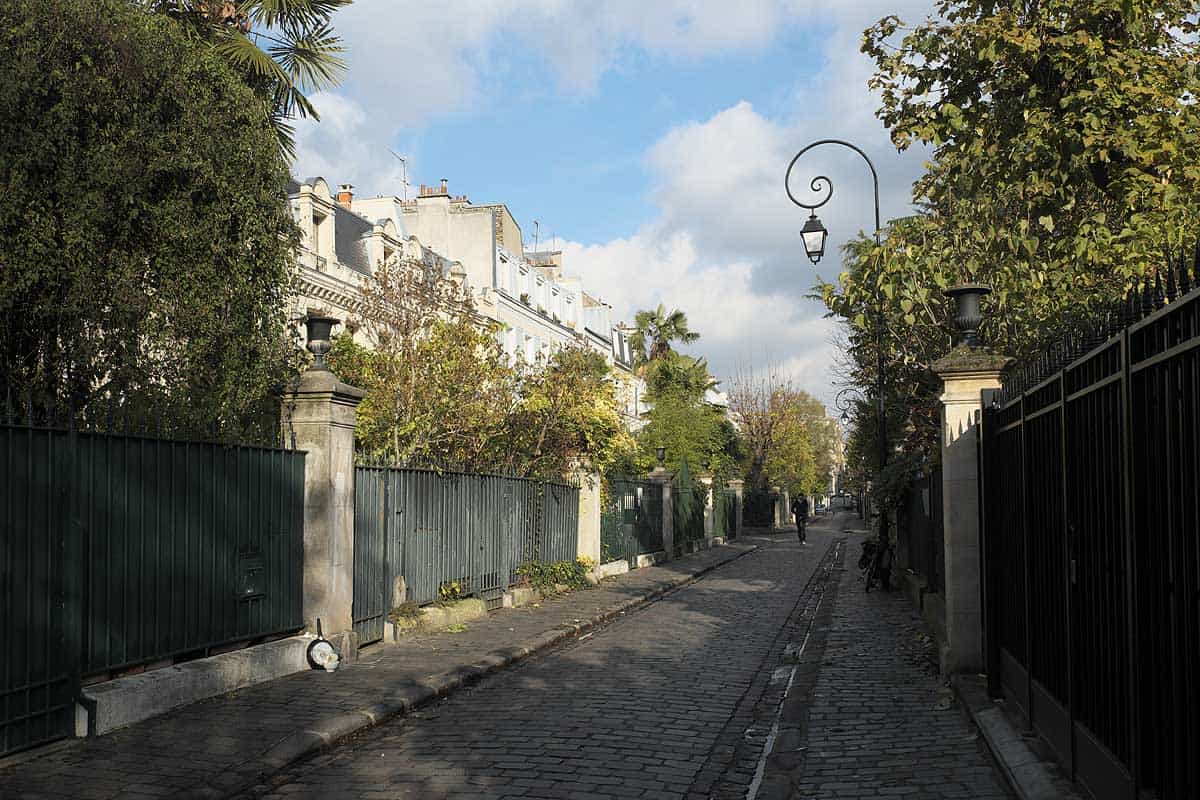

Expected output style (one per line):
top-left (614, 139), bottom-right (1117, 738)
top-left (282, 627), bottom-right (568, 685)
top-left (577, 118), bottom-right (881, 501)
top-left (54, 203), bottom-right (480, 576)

top-left (840, 411), bottom-right (850, 425)
top-left (800, 213), bottom-right (828, 264)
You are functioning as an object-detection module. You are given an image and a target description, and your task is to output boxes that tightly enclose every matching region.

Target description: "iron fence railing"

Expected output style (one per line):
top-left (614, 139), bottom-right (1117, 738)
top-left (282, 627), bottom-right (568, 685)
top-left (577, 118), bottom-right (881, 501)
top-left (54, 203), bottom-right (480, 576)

top-left (899, 468), bottom-right (943, 592)
top-left (352, 466), bottom-right (579, 645)
top-left (981, 252), bottom-right (1200, 800)
top-left (600, 478), bottom-right (663, 567)
top-left (1, 423), bottom-right (305, 758)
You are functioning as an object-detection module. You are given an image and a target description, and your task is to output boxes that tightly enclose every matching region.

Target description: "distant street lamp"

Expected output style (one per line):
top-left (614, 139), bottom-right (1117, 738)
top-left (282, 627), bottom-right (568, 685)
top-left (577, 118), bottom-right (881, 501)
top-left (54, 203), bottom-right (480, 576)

top-left (785, 139), bottom-right (891, 552)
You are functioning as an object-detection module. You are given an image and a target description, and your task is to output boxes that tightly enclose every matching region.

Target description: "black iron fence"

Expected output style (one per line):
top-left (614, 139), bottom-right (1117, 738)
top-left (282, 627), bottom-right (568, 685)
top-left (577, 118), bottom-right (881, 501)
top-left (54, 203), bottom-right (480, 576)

top-left (981, 255), bottom-right (1200, 800)
top-left (899, 468), bottom-right (943, 592)
top-left (1, 418), bottom-right (305, 758)
top-left (352, 465), bottom-right (580, 646)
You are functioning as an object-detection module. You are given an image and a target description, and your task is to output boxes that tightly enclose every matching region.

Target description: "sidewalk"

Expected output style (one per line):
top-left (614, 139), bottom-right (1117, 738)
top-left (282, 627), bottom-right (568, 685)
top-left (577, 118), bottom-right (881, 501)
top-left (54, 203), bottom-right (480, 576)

top-left (755, 526), bottom-right (1013, 800)
top-left (0, 542), bottom-right (756, 800)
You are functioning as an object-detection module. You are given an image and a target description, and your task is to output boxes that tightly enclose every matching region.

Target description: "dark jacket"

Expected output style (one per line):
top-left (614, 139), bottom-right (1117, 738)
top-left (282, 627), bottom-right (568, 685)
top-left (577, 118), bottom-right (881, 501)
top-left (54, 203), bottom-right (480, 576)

top-left (791, 497), bottom-right (808, 517)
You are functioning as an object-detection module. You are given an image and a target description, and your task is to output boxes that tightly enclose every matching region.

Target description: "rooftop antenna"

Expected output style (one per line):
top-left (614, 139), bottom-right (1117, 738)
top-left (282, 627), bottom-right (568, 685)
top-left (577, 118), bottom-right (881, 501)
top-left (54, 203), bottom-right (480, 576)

top-left (387, 149), bottom-right (409, 201)
top-left (533, 220), bottom-right (540, 255)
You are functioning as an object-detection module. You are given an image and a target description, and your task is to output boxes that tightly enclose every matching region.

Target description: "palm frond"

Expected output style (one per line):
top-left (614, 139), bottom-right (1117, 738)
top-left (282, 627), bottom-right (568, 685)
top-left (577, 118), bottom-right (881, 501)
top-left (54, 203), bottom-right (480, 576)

top-left (248, 0), bottom-right (352, 30)
top-left (213, 29), bottom-right (291, 85)
top-left (269, 20), bottom-right (346, 92)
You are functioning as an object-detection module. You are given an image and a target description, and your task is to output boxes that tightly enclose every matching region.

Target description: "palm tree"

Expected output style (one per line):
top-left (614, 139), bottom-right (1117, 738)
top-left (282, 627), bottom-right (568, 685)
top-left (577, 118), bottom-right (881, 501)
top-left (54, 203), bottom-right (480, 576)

top-left (628, 304), bottom-right (700, 367)
top-left (147, 0), bottom-right (350, 157)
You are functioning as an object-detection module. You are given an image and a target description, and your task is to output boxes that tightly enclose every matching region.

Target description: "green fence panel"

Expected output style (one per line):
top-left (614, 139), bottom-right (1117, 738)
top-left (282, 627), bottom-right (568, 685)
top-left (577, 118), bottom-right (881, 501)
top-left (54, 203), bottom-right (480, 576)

top-left (600, 478), bottom-right (663, 567)
top-left (354, 468), bottom-right (580, 620)
top-left (713, 489), bottom-right (736, 539)
top-left (1, 424), bottom-right (305, 758)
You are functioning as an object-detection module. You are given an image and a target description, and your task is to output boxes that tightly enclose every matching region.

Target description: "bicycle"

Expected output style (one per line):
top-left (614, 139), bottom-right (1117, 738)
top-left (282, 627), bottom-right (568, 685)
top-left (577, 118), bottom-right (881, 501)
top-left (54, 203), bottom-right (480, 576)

top-left (859, 539), bottom-right (893, 592)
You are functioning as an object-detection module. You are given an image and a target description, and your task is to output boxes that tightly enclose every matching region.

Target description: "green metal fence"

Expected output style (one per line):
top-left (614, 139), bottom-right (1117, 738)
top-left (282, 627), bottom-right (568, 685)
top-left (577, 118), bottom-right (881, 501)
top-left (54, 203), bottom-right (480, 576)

top-left (671, 461), bottom-right (706, 555)
top-left (600, 478), bottom-right (664, 567)
top-left (713, 489), bottom-right (737, 539)
top-left (353, 466), bottom-right (579, 645)
top-left (2, 424), bottom-right (305, 758)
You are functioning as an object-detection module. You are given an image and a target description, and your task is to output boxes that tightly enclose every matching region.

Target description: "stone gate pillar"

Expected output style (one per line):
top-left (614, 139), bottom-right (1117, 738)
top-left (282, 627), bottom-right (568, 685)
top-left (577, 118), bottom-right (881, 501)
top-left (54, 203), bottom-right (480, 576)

top-left (281, 317), bottom-right (364, 653)
top-left (728, 479), bottom-right (745, 539)
top-left (933, 346), bottom-right (1010, 675)
top-left (575, 472), bottom-right (602, 566)
top-left (648, 468), bottom-right (673, 560)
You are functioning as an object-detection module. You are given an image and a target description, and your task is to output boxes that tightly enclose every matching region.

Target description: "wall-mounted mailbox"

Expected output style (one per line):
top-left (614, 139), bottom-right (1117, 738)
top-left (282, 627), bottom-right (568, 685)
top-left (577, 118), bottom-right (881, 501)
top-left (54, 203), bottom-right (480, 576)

top-left (237, 551), bottom-right (266, 601)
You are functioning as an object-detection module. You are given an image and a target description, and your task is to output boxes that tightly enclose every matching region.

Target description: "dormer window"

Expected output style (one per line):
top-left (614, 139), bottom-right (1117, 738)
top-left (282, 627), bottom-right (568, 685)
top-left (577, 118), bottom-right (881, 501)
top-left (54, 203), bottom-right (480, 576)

top-left (311, 210), bottom-right (328, 256)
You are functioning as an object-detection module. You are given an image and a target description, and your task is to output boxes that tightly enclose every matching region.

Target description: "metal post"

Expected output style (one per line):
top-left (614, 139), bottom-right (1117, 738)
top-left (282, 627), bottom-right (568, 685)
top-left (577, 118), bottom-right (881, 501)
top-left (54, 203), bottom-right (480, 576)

top-left (786, 139), bottom-right (890, 552)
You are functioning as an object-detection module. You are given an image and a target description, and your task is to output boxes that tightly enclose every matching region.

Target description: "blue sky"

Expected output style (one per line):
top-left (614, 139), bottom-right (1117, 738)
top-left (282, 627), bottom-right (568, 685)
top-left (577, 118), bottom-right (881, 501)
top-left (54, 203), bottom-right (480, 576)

top-left (293, 0), bottom-right (936, 407)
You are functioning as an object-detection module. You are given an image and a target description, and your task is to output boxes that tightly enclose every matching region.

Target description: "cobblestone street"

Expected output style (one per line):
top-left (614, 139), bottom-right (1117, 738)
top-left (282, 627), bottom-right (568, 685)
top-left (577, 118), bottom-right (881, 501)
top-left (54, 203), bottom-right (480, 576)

top-left (236, 514), bottom-right (1011, 800)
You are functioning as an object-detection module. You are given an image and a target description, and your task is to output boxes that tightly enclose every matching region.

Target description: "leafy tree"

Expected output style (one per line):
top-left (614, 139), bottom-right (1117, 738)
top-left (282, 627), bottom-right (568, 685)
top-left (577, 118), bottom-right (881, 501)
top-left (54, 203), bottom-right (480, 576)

top-left (505, 345), bottom-right (637, 480)
top-left (0, 0), bottom-right (300, 438)
top-left (824, 0), bottom-right (1200, 507)
top-left (145, 0), bottom-right (350, 155)
top-left (327, 256), bottom-right (519, 467)
top-left (850, 0), bottom-right (1200, 358)
top-left (728, 368), bottom-right (835, 495)
top-left (632, 352), bottom-right (738, 482)
top-left (627, 304), bottom-right (700, 368)
top-left (329, 255), bottom-right (633, 479)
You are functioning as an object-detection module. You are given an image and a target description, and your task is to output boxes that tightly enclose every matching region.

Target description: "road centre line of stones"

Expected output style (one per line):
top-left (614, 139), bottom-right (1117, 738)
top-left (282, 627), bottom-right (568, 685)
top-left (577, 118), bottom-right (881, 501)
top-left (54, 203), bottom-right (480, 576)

top-left (745, 539), bottom-right (845, 800)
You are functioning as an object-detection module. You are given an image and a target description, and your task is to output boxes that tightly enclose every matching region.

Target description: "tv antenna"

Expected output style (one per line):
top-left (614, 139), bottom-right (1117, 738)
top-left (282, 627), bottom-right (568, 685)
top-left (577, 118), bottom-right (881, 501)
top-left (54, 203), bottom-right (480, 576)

top-left (387, 149), bottom-right (409, 201)
top-left (533, 219), bottom-right (540, 254)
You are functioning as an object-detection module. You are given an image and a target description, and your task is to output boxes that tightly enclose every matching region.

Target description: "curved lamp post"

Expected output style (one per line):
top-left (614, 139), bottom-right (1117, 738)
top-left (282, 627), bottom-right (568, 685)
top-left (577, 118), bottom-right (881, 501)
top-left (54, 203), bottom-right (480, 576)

top-left (785, 139), bottom-right (890, 551)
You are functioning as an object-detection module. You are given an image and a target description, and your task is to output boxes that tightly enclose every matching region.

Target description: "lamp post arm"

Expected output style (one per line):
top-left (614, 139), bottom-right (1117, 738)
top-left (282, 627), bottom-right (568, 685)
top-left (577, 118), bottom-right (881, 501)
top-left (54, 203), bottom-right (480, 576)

top-left (784, 139), bottom-right (881, 241)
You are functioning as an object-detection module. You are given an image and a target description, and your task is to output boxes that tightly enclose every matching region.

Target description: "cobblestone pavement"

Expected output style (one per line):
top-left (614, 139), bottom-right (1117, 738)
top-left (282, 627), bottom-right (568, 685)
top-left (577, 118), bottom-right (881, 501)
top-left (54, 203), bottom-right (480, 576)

top-left (750, 522), bottom-right (1013, 800)
top-left (238, 526), bottom-right (842, 800)
top-left (0, 542), bottom-right (755, 800)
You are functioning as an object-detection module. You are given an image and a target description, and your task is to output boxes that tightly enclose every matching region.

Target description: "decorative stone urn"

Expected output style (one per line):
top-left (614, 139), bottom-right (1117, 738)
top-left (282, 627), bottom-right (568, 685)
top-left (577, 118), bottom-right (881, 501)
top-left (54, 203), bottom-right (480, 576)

top-left (944, 284), bottom-right (991, 348)
top-left (304, 315), bottom-right (339, 370)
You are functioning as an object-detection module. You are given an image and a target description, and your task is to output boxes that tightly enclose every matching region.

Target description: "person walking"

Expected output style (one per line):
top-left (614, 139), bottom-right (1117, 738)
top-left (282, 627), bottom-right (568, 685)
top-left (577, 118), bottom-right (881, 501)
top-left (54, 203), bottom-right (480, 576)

top-left (791, 495), bottom-right (809, 544)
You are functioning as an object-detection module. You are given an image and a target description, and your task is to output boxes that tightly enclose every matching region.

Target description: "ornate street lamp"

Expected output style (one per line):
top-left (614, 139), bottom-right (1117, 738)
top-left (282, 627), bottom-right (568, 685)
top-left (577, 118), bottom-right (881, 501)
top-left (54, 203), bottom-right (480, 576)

top-left (785, 139), bottom-right (891, 553)
top-left (800, 214), bottom-right (829, 263)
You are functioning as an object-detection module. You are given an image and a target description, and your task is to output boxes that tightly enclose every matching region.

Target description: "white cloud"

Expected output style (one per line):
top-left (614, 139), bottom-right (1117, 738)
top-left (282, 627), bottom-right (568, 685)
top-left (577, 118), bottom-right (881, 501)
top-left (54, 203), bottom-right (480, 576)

top-left (559, 0), bottom-right (939, 409)
top-left (292, 0), bottom-right (831, 194)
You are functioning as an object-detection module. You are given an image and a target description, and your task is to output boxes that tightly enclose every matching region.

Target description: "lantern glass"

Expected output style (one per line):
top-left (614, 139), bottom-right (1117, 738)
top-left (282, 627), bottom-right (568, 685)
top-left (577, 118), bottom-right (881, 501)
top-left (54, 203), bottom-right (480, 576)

top-left (800, 214), bottom-right (828, 263)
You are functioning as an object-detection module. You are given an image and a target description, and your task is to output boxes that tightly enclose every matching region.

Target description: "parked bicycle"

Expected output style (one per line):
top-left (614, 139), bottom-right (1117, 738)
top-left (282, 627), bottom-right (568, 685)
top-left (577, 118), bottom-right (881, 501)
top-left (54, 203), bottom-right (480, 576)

top-left (858, 538), bottom-right (894, 592)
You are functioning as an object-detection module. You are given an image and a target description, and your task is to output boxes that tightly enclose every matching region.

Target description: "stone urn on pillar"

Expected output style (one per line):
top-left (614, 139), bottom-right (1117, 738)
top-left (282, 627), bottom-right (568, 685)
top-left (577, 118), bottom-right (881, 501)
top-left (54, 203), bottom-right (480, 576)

top-left (281, 315), bottom-right (366, 658)
top-left (304, 315), bottom-right (338, 370)
top-left (931, 283), bottom-right (1011, 675)
top-left (944, 284), bottom-right (991, 348)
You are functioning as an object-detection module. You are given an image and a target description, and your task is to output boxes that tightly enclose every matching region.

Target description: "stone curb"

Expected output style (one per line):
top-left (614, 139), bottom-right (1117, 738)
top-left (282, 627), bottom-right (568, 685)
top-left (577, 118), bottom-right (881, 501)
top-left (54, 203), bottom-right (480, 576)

top-left (950, 674), bottom-right (1084, 800)
top-left (186, 542), bottom-right (759, 800)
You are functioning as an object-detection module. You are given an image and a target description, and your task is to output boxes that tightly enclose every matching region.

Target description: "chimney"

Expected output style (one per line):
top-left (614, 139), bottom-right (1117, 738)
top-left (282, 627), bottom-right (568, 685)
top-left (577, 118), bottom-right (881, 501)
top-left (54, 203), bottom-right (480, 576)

top-left (337, 183), bottom-right (354, 208)
top-left (439, 178), bottom-right (448, 194)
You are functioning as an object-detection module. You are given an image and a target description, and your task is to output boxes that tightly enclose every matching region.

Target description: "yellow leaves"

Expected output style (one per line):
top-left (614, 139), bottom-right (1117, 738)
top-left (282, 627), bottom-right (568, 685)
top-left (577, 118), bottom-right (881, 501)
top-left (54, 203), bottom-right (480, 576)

top-left (1038, 215), bottom-right (1054, 233)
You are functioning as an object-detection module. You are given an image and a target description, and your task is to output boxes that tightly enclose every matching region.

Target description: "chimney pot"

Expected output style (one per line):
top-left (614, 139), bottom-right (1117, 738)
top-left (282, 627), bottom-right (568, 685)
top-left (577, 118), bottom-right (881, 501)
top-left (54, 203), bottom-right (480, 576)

top-left (440, 178), bottom-right (448, 193)
top-left (337, 183), bottom-right (354, 208)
